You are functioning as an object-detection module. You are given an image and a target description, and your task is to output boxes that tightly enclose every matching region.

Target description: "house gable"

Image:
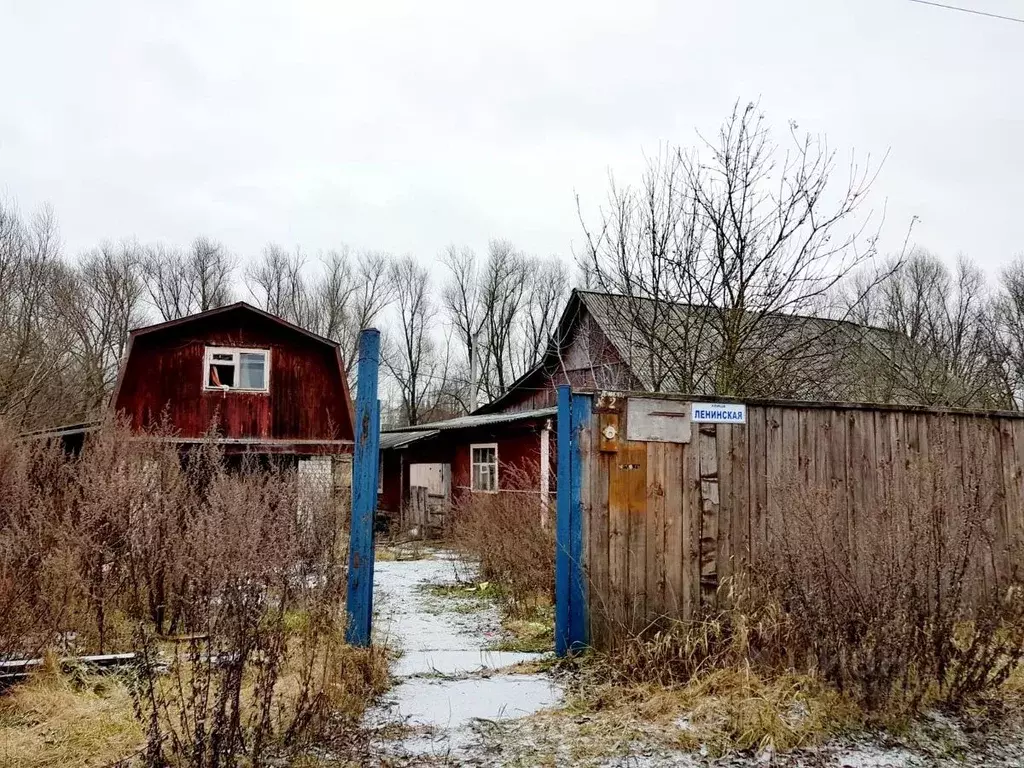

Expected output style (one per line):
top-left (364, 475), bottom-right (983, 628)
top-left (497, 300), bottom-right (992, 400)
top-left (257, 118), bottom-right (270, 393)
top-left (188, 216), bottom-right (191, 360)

top-left (112, 303), bottom-right (354, 445)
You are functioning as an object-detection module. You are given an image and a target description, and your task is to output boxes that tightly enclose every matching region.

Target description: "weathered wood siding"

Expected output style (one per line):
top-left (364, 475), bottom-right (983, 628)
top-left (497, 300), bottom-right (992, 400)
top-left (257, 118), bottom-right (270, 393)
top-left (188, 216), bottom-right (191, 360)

top-left (583, 394), bottom-right (1024, 649)
top-left (114, 307), bottom-right (353, 445)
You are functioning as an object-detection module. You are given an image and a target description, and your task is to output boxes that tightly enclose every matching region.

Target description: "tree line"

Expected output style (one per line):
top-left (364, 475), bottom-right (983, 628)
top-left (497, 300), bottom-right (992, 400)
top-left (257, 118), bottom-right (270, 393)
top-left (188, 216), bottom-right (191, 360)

top-left (3, 102), bottom-right (1022, 432)
top-left (0, 199), bottom-right (569, 430)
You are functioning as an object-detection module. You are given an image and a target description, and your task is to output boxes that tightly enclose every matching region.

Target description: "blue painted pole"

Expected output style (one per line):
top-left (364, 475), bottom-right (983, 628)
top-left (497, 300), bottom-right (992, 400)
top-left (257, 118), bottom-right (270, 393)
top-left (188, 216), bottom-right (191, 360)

top-left (568, 392), bottom-right (592, 652)
top-left (345, 328), bottom-right (381, 647)
top-left (555, 385), bottom-right (572, 656)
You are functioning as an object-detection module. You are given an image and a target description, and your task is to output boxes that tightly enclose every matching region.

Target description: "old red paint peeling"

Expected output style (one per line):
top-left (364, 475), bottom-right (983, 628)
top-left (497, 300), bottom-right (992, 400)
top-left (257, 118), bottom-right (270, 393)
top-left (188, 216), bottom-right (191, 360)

top-left (113, 305), bottom-right (354, 451)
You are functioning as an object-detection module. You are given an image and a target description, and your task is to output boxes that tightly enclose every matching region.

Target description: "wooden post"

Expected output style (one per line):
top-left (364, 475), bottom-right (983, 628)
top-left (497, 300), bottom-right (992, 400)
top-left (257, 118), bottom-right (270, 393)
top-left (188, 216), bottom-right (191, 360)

top-left (556, 385), bottom-right (591, 656)
top-left (345, 329), bottom-right (380, 647)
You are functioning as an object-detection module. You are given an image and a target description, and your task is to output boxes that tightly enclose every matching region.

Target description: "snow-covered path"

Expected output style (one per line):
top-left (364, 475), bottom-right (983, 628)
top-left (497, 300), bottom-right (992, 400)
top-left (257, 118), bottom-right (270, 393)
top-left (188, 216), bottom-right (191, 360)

top-left (368, 553), bottom-right (560, 763)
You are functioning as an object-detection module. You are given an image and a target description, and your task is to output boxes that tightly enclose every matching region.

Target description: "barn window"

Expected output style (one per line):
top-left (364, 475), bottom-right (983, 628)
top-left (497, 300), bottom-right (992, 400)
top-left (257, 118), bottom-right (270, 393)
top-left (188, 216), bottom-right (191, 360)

top-left (470, 443), bottom-right (498, 493)
top-left (204, 347), bottom-right (270, 392)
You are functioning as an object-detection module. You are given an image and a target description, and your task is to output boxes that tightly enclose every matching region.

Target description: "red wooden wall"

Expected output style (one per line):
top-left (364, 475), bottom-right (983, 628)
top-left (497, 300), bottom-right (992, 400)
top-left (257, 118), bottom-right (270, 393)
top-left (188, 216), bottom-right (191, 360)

top-left (113, 308), bottom-right (353, 443)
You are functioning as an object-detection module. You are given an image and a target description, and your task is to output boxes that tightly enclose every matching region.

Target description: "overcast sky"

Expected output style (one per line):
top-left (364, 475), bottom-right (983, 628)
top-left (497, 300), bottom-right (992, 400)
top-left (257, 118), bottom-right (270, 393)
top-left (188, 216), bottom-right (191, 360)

top-left (1, 0), bottom-right (1022, 273)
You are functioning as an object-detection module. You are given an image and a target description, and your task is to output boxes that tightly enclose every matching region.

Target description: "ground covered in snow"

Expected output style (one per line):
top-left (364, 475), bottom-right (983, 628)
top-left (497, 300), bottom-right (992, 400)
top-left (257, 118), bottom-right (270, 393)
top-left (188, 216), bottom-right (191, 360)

top-left (364, 551), bottom-right (1024, 767)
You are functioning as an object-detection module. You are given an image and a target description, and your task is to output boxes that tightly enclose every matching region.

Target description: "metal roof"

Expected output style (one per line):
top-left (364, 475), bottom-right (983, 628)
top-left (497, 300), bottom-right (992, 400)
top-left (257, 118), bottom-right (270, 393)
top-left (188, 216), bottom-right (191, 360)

top-left (379, 430), bottom-right (439, 450)
top-left (384, 407), bottom-right (556, 435)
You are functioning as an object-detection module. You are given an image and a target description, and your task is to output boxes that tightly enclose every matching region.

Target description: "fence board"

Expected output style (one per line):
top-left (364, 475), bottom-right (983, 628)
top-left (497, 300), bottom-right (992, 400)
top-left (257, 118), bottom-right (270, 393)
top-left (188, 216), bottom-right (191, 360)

top-left (588, 447), bottom-right (611, 649)
top-left (698, 425), bottom-right (720, 605)
top-left (646, 441), bottom-right (667, 622)
top-left (663, 443), bottom-right (685, 616)
top-left (748, 407), bottom-right (768, 563)
top-left (716, 424), bottom-right (733, 588)
top-left (623, 441), bottom-right (648, 633)
top-left (684, 434), bottom-right (701, 618)
top-left (730, 422), bottom-right (750, 574)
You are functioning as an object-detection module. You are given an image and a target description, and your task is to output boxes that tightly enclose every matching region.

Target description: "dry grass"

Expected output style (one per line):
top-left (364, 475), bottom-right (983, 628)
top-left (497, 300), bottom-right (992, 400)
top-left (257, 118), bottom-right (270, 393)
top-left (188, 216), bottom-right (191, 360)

top-left (0, 422), bottom-right (390, 765)
top-left (445, 462), bottom-right (553, 619)
top-left (0, 669), bottom-right (143, 768)
top-left (563, 665), bottom-right (861, 756)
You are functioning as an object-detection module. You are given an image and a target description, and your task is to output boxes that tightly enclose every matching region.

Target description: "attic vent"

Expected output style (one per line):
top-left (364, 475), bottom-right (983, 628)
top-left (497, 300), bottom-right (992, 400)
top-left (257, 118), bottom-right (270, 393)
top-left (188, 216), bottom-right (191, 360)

top-left (204, 347), bottom-right (269, 392)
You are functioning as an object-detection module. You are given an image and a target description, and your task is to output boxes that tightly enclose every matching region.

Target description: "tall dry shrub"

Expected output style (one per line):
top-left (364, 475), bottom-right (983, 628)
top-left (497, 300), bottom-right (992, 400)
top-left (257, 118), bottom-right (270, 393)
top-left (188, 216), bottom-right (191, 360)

top-left (759, 431), bottom-right (1024, 714)
top-left (446, 461), bottom-right (554, 615)
top-left (0, 425), bottom-right (81, 659)
top-left (0, 422), bottom-right (385, 765)
top-left (125, 448), bottom-right (385, 766)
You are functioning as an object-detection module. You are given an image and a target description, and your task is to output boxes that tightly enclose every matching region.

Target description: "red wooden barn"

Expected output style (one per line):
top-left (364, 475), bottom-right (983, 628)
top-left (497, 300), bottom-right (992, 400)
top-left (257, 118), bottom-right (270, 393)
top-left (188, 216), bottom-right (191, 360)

top-left (39, 302), bottom-right (355, 459)
top-left (113, 302), bottom-right (355, 453)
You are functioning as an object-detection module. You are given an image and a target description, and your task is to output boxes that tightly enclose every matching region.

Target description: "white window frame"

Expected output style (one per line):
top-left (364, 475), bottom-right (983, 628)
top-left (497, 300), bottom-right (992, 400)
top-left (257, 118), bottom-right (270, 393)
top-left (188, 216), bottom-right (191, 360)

top-left (203, 346), bottom-right (271, 393)
top-left (470, 443), bottom-right (499, 494)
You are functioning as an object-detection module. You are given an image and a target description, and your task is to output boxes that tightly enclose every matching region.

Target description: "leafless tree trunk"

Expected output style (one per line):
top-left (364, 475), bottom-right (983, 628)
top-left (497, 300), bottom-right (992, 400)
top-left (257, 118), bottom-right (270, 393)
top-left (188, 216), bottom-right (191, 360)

top-left (337, 250), bottom-right (396, 375)
top-left (246, 243), bottom-right (313, 325)
top-left (383, 256), bottom-right (451, 426)
top-left (846, 250), bottom-right (1006, 408)
top-left (441, 242), bottom-right (570, 411)
top-left (0, 202), bottom-right (81, 428)
top-left (142, 237), bottom-right (236, 321)
top-left (66, 242), bottom-right (149, 414)
top-left (988, 257), bottom-right (1024, 408)
top-left (578, 102), bottom-right (886, 400)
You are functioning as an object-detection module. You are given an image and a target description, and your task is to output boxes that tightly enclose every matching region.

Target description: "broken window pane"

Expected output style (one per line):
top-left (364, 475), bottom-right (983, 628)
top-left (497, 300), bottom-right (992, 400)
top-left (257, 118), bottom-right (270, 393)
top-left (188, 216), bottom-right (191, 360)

top-left (209, 363), bottom-right (235, 387)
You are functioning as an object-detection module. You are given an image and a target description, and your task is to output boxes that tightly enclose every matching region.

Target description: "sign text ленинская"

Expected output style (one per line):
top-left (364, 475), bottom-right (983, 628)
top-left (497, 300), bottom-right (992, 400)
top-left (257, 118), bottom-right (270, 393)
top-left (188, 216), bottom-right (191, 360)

top-left (690, 403), bottom-right (747, 424)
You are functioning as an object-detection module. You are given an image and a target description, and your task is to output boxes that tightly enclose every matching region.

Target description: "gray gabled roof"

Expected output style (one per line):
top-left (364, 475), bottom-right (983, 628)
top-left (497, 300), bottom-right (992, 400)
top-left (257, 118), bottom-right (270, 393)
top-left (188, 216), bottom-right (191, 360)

top-left (476, 289), bottom-right (912, 414)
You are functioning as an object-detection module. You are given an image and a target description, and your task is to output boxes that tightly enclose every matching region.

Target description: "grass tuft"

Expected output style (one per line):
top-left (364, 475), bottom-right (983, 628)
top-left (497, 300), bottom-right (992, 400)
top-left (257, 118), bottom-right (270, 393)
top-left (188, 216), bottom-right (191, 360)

top-left (0, 670), bottom-right (143, 768)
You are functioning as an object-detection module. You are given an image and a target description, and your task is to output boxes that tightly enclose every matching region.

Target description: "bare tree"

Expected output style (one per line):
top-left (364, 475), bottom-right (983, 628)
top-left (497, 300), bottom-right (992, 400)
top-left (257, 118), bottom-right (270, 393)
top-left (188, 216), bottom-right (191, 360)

top-left (478, 240), bottom-right (530, 399)
top-left (66, 242), bottom-right (149, 414)
top-left (441, 245), bottom-right (486, 408)
top-left (441, 242), bottom-right (570, 410)
top-left (578, 102), bottom-right (886, 400)
top-left (0, 202), bottom-right (81, 428)
top-left (847, 250), bottom-right (1005, 408)
top-left (338, 250), bottom-right (396, 374)
top-left (383, 256), bottom-right (451, 426)
top-left (246, 243), bottom-right (313, 325)
top-left (988, 256), bottom-right (1024, 408)
top-left (517, 256), bottom-right (570, 373)
top-left (142, 237), bottom-right (236, 321)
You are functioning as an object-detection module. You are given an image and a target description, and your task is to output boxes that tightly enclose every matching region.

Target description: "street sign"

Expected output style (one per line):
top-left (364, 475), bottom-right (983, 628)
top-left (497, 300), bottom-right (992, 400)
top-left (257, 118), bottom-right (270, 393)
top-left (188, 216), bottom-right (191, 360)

top-left (691, 402), bottom-right (747, 424)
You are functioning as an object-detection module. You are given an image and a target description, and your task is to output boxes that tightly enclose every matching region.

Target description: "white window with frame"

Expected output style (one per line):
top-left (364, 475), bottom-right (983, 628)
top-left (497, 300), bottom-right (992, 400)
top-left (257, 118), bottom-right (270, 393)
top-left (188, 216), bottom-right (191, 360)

top-left (470, 443), bottom-right (498, 493)
top-left (204, 346), bottom-right (270, 392)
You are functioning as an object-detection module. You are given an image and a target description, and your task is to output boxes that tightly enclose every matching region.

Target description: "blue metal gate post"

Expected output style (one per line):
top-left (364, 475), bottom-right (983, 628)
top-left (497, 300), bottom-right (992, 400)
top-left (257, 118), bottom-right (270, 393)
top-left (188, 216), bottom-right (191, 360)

top-left (345, 328), bottom-right (381, 647)
top-left (556, 385), bottom-right (591, 656)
